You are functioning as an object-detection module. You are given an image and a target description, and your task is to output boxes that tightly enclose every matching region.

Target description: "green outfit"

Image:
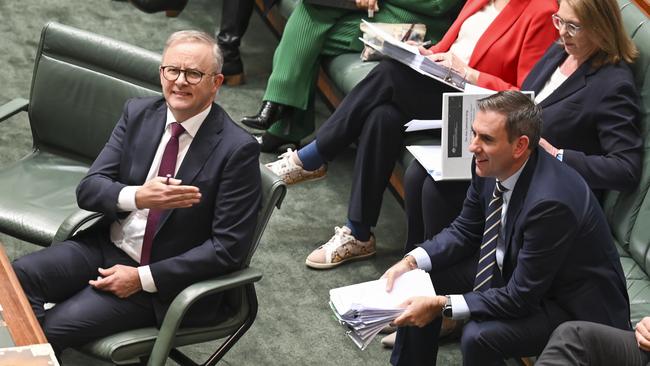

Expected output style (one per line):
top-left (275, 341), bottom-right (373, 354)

top-left (264, 0), bottom-right (462, 142)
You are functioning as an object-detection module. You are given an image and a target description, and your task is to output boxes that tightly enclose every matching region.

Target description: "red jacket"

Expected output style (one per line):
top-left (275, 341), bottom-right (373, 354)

top-left (431, 0), bottom-right (558, 90)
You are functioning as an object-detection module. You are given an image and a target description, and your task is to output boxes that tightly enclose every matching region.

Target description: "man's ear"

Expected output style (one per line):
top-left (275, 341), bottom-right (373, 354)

top-left (212, 73), bottom-right (224, 93)
top-left (512, 135), bottom-right (530, 159)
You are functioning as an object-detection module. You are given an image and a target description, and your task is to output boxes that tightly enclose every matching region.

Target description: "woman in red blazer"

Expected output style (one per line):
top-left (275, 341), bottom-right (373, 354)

top-left (265, 0), bottom-right (559, 271)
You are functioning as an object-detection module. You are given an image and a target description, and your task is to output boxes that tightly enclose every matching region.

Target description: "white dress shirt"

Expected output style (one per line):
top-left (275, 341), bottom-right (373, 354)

top-left (408, 159), bottom-right (528, 319)
top-left (109, 105), bottom-right (211, 293)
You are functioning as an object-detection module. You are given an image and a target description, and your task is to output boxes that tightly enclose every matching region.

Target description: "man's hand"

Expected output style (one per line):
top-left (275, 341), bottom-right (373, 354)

top-left (382, 256), bottom-right (416, 292)
top-left (89, 265), bottom-right (142, 298)
top-left (135, 176), bottom-right (201, 209)
top-left (636, 317), bottom-right (650, 351)
top-left (393, 295), bottom-right (446, 327)
top-left (538, 138), bottom-right (560, 158)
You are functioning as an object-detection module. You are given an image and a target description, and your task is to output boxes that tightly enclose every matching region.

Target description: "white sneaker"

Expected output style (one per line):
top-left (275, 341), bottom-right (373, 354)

top-left (305, 226), bottom-right (376, 269)
top-left (265, 148), bottom-right (327, 185)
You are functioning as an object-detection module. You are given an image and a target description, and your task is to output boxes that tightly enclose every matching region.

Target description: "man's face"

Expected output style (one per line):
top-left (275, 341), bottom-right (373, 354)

top-left (160, 41), bottom-right (224, 122)
top-left (469, 110), bottom-right (524, 181)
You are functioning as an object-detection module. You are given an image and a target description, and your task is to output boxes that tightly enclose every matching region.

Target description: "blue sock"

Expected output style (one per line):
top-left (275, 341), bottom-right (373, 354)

top-left (296, 141), bottom-right (325, 171)
top-left (346, 219), bottom-right (371, 242)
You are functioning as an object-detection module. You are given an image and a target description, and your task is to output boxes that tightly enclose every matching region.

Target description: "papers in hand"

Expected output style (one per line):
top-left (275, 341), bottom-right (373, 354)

top-left (359, 20), bottom-right (466, 91)
top-left (329, 269), bottom-right (435, 349)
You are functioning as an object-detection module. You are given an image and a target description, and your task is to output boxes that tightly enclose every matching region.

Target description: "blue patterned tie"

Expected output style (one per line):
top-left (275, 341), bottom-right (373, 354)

top-left (474, 181), bottom-right (508, 292)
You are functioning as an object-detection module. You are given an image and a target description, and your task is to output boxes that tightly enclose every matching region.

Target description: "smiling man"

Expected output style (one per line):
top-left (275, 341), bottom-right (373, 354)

top-left (383, 91), bottom-right (630, 366)
top-left (12, 30), bottom-right (261, 356)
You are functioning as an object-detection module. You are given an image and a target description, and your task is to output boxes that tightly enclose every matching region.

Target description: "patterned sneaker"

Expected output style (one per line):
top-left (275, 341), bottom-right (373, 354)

top-left (305, 226), bottom-right (376, 269)
top-left (265, 148), bottom-right (327, 185)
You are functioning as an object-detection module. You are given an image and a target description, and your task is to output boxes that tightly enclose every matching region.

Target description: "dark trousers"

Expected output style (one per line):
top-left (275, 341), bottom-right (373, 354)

top-left (403, 160), bottom-right (470, 250)
top-left (12, 229), bottom-right (156, 354)
top-left (536, 321), bottom-right (650, 366)
top-left (316, 59), bottom-right (455, 226)
top-left (390, 255), bottom-right (571, 366)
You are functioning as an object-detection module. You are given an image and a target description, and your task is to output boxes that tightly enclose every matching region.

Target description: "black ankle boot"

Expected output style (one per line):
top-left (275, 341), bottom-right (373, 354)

top-left (128, 0), bottom-right (188, 17)
top-left (217, 0), bottom-right (254, 86)
top-left (259, 132), bottom-right (300, 153)
top-left (241, 101), bottom-right (290, 130)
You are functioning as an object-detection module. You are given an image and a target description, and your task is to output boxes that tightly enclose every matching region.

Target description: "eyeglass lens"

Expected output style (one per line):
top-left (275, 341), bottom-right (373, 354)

top-left (162, 67), bottom-right (204, 84)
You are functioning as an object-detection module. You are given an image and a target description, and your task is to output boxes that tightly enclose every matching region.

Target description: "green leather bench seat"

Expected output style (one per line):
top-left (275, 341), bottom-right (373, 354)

top-left (0, 22), bottom-right (161, 246)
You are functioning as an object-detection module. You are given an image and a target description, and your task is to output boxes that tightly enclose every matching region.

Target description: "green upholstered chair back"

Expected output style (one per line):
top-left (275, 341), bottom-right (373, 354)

top-left (603, 3), bottom-right (650, 265)
top-left (29, 22), bottom-right (161, 163)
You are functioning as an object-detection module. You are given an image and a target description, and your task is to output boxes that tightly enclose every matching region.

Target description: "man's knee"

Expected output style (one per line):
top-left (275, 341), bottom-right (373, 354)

top-left (365, 105), bottom-right (406, 139)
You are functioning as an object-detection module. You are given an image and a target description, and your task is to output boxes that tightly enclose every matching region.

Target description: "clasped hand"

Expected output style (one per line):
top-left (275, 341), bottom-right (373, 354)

top-left (135, 176), bottom-right (201, 209)
top-left (89, 265), bottom-right (142, 298)
top-left (381, 258), bottom-right (445, 328)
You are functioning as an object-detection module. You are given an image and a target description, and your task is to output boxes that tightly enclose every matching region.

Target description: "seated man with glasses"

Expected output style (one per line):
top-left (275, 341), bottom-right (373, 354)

top-left (12, 30), bottom-right (261, 357)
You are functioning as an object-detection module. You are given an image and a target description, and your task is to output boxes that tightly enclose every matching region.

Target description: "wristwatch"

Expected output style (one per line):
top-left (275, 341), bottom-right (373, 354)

top-left (442, 295), bottom-right (453, 318)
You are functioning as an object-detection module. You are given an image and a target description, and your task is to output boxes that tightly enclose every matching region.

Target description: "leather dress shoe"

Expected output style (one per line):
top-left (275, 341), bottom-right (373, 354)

top-left (241, 101), bottom-right (289, 130)
top-left (128, 0), bottom-right (188, 17)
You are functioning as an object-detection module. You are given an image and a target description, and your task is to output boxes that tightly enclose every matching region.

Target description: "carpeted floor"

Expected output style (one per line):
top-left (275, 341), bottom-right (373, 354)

top-left (0, 1), bottom-right (462, 364)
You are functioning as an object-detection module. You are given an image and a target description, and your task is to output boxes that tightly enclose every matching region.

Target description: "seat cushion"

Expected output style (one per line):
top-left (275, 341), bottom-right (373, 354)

top-left (0, 150), bottom-right (89, 246)
top-left (81, 298), bottom-right (250, 364)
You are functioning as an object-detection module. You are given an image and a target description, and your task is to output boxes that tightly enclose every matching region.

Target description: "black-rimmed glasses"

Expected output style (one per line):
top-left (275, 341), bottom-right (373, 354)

top-left (552, 14), bottom-right (582, 37)
top-left (160, 66), bottom-right (216, 85)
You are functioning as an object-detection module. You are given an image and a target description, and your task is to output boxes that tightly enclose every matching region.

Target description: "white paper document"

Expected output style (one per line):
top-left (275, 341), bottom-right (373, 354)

top-left (329, 269), bottom-right (435, 349)
top-left (404, 119), bottom-right (442, 132)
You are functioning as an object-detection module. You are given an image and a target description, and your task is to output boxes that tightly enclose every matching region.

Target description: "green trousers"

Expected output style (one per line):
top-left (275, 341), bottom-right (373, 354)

top-left (264, 0), bottom-right (460, 141)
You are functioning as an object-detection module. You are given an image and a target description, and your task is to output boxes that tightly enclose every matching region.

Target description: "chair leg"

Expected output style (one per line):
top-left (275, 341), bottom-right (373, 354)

top-left (204, 284), bottom-right (259, 366)
top-left (169, 348), bottom-right (199, 366)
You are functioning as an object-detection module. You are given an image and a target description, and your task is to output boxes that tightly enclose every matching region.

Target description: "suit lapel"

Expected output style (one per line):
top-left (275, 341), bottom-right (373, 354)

top-left (131, 102), bottom-right (166, 184)
top-left (156, 104), bottom-right (224, 231)
top-left (469, 0), bottom-right (529, 67)
top-left (439, 0), bottom-right (490, 52)
top-left (502, 150), bottom-right (539, 268)
top-left (537, 58), bottom-right (591, 108)
top-left (526, 45), bottom-right (566, 94)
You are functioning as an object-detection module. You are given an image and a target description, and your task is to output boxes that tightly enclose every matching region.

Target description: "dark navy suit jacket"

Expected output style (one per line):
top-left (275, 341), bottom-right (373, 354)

top-left (421, 149), bottom-right (631, 330)
top-left (522, 43), bottom-right (642, 194)
top-left (75, 96), bottom-right (261, 325)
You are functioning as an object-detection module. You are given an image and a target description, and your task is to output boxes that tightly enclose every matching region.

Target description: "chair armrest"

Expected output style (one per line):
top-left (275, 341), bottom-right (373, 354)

top-left (52, 209), bottom-right (103, 243)
top-left (147, 267), bottom-right (263, 366)
top-left (0, 98), bottom-right (29, 123)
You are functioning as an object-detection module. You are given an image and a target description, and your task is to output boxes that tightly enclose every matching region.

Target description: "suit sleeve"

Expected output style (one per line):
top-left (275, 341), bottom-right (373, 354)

top-left (476, 8), bottom-right (557, 90)
top-left (149, 139), bottom-right (262, 301)
top-left (463, 200), bottom-right (578, 319)
top-left (563, 79), bottom-right (642, 192)
top-left (76, 101), bottom-right (130, 221)
top-left (421, 175), bottom-right (485, 270)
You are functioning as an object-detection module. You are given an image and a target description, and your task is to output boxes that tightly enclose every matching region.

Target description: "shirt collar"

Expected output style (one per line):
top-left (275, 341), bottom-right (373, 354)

top-left (165, 105), bottom-right (212, 138)
top-left (498, 158), bottom-right (529, 192)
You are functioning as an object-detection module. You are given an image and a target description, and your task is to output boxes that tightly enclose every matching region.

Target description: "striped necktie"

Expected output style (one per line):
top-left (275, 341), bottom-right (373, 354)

top-left (474, 181), bottom-right (508, 292)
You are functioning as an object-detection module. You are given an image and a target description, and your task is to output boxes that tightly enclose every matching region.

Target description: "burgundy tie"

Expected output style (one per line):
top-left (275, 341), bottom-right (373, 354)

top-left (140, 122), bottom-right (186, 265)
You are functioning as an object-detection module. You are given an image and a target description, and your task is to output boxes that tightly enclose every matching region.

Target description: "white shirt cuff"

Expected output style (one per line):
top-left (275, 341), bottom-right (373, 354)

top-left (117, 186), bottom-right (140, 211)
top-left (407, 247), bottom-right (432, 271)
top-left (449, 294), bottom-right (471, 320)
top-left (137, 265), bottom-right (158, 293)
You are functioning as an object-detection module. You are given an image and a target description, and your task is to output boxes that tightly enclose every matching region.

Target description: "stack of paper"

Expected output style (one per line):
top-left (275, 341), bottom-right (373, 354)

top-left (329, 269), bottom-right (435, 349)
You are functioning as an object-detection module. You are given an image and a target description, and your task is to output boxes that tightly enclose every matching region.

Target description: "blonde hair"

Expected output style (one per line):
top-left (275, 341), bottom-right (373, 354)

top-left (163, 30), bottom-right (223, 73)
top-left (561, 0), bottom-right (638, 67)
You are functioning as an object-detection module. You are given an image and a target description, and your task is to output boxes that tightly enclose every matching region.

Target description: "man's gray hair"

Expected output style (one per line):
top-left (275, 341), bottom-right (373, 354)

top-left (477, 91), bottom-right (542, 150)
top-left (163, 30), bottom-right (223, 74)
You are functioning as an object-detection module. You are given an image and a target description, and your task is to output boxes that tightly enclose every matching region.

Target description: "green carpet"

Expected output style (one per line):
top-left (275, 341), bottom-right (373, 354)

top-left (0, 1), bottom-right (462, 364)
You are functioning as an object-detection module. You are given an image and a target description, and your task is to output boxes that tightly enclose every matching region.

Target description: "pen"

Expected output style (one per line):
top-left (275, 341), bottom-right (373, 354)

top-left (421, 40), bottom-right (433, 49)
top-left (367, 8), bottom-right (374, 18)
top-left (401, 24), bottom-right (415, 42)
top-left (165, 174), bottom-right (171, 185)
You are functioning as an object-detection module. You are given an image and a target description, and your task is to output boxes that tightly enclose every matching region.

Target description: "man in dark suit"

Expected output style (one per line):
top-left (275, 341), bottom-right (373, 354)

top-left (12, 30), bottom-right (261, 354)
top-left (384, 91), bottom-right (630, 366)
